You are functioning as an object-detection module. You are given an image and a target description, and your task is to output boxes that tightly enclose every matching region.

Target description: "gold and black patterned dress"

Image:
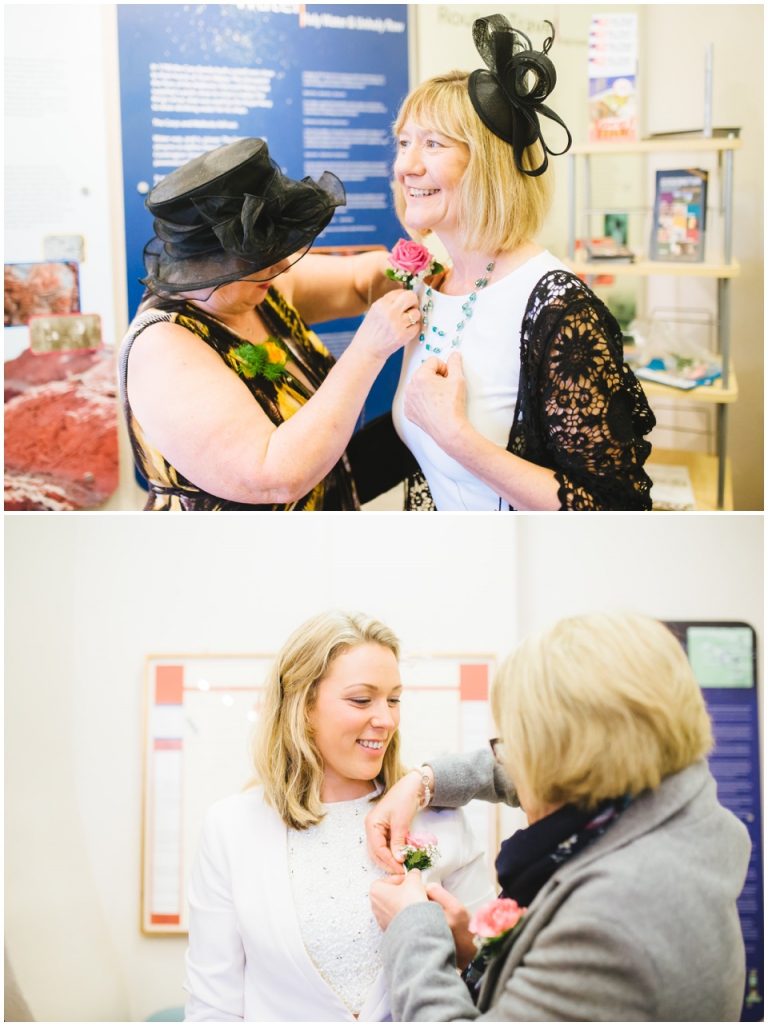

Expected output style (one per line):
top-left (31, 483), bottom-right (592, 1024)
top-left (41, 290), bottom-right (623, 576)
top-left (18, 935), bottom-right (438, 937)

top-left (118, 287), bottom-right (360, 510)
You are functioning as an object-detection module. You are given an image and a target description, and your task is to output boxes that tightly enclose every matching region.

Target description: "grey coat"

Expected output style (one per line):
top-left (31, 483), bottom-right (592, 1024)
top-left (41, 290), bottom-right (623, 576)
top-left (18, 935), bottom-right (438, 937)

top-left (381, 750), bottom-right (750, 1022)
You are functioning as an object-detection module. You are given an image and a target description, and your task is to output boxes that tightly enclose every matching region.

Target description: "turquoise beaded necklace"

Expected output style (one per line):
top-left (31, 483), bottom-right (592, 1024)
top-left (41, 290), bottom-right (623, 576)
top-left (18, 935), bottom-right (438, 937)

top-left (420, 261), bottom-right (495, 357)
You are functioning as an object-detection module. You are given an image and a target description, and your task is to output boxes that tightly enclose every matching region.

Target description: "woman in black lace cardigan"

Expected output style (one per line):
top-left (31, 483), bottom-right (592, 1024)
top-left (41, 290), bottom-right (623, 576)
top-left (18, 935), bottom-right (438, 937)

top-left (386, 17), bottom-right (655, 511)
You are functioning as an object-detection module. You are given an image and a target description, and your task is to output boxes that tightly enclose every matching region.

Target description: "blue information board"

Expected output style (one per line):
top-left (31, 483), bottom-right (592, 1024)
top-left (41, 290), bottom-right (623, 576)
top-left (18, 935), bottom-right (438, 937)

top-left (117, 3), bottom-right (409, 422)
top-left (667, 621), bottom-right (764, 1022)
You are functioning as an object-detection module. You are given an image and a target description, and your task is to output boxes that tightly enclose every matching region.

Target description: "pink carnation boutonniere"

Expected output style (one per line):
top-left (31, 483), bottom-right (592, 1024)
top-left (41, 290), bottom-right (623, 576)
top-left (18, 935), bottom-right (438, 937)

top-left (468, 898), bottom-right (528, 962)
top-left (386, 239), bottom-right (445, 290)
top-left (401, 830), bottom-right (441, 871)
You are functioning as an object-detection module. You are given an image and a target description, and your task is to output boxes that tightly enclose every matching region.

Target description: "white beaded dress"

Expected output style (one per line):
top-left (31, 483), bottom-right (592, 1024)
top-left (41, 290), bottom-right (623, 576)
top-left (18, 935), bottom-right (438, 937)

top-left (287, 790), bottom-right (388, 1015)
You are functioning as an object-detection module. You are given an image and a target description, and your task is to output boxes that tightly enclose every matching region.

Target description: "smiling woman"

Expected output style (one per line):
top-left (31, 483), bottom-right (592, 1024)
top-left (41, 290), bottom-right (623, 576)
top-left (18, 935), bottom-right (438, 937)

top-left (183, 610), bottom-right (495, 1022)
top-left (387, 16), bottom-right (656, 511)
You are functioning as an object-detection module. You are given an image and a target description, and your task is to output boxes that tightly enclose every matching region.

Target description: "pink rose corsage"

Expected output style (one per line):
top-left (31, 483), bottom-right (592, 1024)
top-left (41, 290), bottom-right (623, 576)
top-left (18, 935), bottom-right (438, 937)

top-left (401, 830), bottom-right (441, 871)
top-left (468, 898), bottom-right (527, 960)
top-left (386, 239), bottom-right (445, 290)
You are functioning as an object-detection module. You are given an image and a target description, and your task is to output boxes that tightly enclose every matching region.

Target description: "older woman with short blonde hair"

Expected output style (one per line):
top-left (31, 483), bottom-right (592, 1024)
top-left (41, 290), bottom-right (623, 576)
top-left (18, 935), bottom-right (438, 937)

top-left (183, 610), bottom-right (494, 1022)
top-left (368, 611), bottom-right (751, 1021)
top-left (494, 610), bottom-right (714, 812)
top-left (390, 15), bottom-right (655, 510)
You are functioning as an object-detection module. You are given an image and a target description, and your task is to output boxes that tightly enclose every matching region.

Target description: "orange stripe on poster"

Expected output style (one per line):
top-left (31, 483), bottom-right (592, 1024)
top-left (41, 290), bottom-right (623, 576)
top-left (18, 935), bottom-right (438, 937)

top-left (154, 738), bottom-right (182, 750)
top-left (151, 914), bottom-right (180, 925)
top-left (156, 665), bottom-right (183, 704)
top-left (460, 664), bottom-right (488, 701)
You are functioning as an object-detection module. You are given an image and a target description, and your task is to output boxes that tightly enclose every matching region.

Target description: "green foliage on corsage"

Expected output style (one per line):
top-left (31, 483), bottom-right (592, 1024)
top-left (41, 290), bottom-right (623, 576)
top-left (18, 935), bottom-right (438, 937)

top-left (403, 849), bottom-right (436, 871)
top-left (401, 832), bottom-right (440, 871)
top-left (232, 338), bottom-right (288, 382)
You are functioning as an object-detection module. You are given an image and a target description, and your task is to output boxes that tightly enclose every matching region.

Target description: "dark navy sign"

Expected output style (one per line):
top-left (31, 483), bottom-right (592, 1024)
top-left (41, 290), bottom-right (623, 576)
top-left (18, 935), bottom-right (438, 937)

top-left (117, 3), bottom-right (409, 421)
top-left (667, 622), bottom-right (763, 1022)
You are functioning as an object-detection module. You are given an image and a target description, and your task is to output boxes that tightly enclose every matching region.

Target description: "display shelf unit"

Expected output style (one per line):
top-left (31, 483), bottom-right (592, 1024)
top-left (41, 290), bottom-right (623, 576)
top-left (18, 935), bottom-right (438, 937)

top-left (566, 135), bottom-right (741, 510)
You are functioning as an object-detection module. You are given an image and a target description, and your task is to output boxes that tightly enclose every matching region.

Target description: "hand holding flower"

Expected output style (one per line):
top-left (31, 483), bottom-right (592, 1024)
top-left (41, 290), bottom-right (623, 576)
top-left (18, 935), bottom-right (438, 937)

top-left (404, 352), bottom-right (469, 453)
top-left (352, 289), bottom-right (421, 362)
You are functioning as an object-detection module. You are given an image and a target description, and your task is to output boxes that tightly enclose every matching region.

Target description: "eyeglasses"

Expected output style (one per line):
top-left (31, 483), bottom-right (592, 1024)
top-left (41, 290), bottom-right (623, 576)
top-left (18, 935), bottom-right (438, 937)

top-left (489, 738), bottom-right (505, 763)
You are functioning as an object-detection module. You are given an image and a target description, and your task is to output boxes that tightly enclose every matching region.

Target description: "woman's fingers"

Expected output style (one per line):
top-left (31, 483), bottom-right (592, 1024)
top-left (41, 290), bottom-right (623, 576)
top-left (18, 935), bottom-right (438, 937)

top-left (404, 350), bottom-right (468, 448)
top-left (365, 812), bottom-right (407, 875)
top-left (370, 869), bottom-right (428, 932)
top-left (425, 882), bottom-right (469, 921)
top-left (425, 883), bottom-right (475, 969)
top-left (365, 769), bottom-right (424, 872)
top-left (352, 288), bottom-right (421, 360)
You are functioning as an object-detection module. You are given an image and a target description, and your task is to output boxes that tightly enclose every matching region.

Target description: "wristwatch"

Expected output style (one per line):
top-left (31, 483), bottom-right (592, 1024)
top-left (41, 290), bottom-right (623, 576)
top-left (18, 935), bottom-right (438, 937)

top-left (418, 766), bottom-right (432, 808)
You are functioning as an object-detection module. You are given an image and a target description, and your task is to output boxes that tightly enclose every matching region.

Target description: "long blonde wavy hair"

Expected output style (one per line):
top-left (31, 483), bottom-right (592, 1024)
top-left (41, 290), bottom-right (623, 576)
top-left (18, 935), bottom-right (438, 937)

top-left (250, 610), bottom-right (407, 830)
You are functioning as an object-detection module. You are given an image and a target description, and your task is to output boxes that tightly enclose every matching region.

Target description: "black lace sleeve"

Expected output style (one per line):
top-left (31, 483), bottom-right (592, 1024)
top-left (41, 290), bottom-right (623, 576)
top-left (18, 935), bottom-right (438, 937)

top-left (514, 271), bottom-right (656, 511)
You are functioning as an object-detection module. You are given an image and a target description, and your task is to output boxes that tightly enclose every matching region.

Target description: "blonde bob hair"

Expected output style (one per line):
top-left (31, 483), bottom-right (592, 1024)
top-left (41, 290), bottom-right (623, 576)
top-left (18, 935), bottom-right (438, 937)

top-left (492, 611), bottom-right (713, 811)
top-left (250, 610), bottom-right (407, 830)
top-left (393, 70), bottom-right (554, 254)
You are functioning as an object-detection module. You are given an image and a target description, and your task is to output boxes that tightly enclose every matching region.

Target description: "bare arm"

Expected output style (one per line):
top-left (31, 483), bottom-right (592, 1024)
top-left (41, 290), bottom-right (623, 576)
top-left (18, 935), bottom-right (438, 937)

top-left (283, 250), bottom-right (399, 324)
top-left (126, 289), bottom-right (419, 504)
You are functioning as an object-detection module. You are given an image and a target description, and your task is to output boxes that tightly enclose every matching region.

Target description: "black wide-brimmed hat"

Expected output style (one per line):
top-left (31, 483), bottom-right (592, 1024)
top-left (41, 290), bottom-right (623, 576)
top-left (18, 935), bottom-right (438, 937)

top-left (468, 15), bottom-right (572, 177)
top-left (140, 137), bottom-right (346, 294)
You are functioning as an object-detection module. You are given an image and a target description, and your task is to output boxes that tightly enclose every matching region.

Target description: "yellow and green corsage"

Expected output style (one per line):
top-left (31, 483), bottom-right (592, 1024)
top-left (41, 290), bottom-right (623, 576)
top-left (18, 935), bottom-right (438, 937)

top-left (232, 338), bottom-right (289, 383)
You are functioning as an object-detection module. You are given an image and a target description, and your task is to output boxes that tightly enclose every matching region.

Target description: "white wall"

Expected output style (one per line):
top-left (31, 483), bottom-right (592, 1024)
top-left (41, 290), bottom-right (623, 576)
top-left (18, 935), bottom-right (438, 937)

top-left (516, 513), bottom-right (763, 641)
top-left (5, 513), bottom-right (762, 1021)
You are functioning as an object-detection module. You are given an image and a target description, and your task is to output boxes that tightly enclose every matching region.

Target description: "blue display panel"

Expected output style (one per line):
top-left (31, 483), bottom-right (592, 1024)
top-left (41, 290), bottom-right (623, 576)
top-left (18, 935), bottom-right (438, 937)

top-left (117, 3), bottom-right (409, 422)
top-left (666, 621), bottom-right (763, 1022)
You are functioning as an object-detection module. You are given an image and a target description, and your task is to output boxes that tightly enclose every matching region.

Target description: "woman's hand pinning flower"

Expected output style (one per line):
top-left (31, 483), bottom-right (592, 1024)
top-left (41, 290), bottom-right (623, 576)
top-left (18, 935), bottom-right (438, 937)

top-left (387, 239), bottom-right (444, 290)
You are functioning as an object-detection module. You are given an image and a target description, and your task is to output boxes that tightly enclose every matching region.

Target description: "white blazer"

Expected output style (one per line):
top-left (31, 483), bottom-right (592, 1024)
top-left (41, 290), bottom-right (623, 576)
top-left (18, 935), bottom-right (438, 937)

top-left (184, 787), bottom-right (495, 1022)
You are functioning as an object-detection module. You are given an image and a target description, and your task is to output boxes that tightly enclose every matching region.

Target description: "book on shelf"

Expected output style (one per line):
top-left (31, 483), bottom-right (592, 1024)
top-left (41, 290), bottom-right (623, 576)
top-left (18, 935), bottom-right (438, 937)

top-left (646, 127), bottom-right (740, 141)
top-left (648, 464), bottom-right (697, 511)
top-left (650, 168), bottom-right (708, 262)
top-left (585, 237), bottom-right (636, 262)
top-left (635, 364), bottom-right (722, 391)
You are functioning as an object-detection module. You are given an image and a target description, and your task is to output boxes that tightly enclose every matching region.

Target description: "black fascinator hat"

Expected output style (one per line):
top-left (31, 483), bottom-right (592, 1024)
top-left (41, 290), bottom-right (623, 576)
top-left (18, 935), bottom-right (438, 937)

top-left (140, 137), bottom-right (346, 294)
top-left (469, 15), bottom-right (572, 177)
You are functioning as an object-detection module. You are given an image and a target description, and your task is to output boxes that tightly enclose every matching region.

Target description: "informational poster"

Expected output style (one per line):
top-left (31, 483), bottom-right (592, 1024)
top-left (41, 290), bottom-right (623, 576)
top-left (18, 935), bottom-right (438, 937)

top-left (667, 622), bottom-right (763, 1022)
top-left (142, 652), bottom-right (497, 934)
top-left (588, 13), bottom-right (637, 142)
top-left (117, 4), bottom-right (409, 422)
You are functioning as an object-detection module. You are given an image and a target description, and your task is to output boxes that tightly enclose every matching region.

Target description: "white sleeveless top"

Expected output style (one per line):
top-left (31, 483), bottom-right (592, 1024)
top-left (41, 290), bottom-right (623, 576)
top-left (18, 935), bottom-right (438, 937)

top-left (392, 250), bottom-right (568, 511)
